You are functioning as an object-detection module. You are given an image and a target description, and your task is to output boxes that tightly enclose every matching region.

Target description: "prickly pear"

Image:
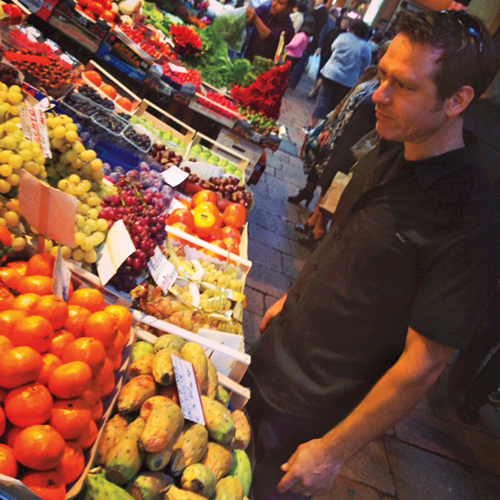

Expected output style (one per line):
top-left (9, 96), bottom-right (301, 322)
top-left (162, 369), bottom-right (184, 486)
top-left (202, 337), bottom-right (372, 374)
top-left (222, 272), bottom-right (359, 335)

top-left (229, 450), bottom-right (252, 496)
top-left (181, 464), bottom-right (216, 498)
top-left (206, 358), bottom-right (218, 399)
top-left (144, 446), bottom-right (173, 471)
top-left (163, 485), bottom-right (206, 499)
top-left (140, 396), bottom-right (170, 420)
top-left (214, 476), bottom-right (244, 500)
top-left (216, 385), bottom-right (230, 407)
top-left (154, 334), bottom-right (186, 353)
top-left (132, 341), bottom-right (154, 362)
top-left (127, 471), bottom-right (173, 500)
top-left (181, 343), bottom-right (208, 395)
top-left (129, 353), bottom-right (155, 378)
top-left (231, 410), bottom-right (251, 450)
top-left (86, 472), bottom-right (135, 500)
top-left (152, 348), bottom-right (178, 386)
top-left (96, 414), bottom-right (129, 465)
top-left (140, 397), bottom-right (184, 453)
top-left (201, 396), bottom-right (235, 445)
top-left (118, 375), bottom-right (156, 414)
top-left (200, 442), bottom-right (234, 480)
top-left (170, 423), bottom-right (209, 475)
top-left (158, 384), bottom-right (180, 405)
top-left (106, 417), bottom-right (145, 485)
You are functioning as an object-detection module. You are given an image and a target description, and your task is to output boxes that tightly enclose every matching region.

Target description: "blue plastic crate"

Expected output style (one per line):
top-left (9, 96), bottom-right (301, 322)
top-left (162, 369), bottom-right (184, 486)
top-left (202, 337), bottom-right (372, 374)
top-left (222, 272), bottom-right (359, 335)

top-left (92, 140), bottom-right (141, 172)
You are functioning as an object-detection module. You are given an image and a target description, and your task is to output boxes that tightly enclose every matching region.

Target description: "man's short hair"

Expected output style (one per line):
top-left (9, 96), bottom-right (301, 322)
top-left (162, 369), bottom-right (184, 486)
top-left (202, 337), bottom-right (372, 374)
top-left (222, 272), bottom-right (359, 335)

top-left (287, 0), bottom-right (297, 11)
top-left (372, 30), bottom-right (384, 44)
top-left (297, 0), bottom-right (307, 13)
top-left (350, 19), bottom-right (369, 39)
top-left (398, 11), bottom-right (500, 102)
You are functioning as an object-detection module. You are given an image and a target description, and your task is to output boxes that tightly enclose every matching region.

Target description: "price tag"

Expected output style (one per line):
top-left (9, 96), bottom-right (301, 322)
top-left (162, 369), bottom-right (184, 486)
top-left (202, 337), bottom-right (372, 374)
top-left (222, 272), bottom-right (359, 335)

top-left (172, 354), bottom-right (206, 425)
top-left (148, 246), bottom-right (178, 294)
top-left (53, 247), bottom-right (71, 302)
top-left (169, 63), bottom-right (188, 74)
top-left (168, 197), bottom-right (189, 212)
top-left (161, 166), bottom-right (189, 187)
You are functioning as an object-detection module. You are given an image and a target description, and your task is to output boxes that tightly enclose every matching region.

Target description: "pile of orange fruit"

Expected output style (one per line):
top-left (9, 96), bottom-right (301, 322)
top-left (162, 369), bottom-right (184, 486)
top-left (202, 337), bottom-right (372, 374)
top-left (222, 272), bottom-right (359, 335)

top-left (0, 253), bottom-right (133, 500)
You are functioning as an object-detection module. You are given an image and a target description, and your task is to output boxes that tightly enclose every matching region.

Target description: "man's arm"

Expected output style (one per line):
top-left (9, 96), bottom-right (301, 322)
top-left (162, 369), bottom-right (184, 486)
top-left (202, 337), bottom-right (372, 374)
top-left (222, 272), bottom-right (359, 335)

top-left (278, 327), bottom-right (454, 496)
top-left (260, 293), bottom-right (288, 333)
top-left (246, 7), bottom-right (272, 40)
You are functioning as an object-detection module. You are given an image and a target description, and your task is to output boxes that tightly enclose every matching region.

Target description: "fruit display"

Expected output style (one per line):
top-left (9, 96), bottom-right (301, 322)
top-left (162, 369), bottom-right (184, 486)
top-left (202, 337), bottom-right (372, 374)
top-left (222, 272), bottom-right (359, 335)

top-left (74, 0), bottom-right (117, 23)
top-left (187, 144), bottom-right (243, 182)
top-left (239, 107), bottom-right (279, 136)
top-left (79, 334), bottom-right (251, 499)
top-left (0, 255), bottom-right (133, 496)
top-left (197, 91), bottom-right (239, 121)
top-left (170, 25), bottom-right (203, 56)
top-left (162, 64), bottom-right (202, 91)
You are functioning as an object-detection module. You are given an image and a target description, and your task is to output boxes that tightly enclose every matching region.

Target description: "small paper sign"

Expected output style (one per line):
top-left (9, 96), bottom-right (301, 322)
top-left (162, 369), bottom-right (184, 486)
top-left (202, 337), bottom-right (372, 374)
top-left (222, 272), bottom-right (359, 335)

top-left (96, 220), bottom-right (136, 286)
top-left (53, 247), bottom-right (71, 302)
top-left (19, 170), bottom-right (77, 248)
top-left (172, 354), bottom-right (206, 425)
top-left (169, 63), bottom-right (188, 74)
top-left (162, 166), bottom-right (189, 187)
top-left (169, 197), bottom-right (190, 212)
top-left (148, 246), bottom-right (179, 294)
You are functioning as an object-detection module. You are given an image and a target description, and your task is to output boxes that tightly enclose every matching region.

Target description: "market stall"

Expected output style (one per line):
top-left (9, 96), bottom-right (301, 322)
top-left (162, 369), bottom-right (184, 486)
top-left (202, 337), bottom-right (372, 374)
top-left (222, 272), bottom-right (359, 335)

top-left (0, 1), bottom-right (275, 497)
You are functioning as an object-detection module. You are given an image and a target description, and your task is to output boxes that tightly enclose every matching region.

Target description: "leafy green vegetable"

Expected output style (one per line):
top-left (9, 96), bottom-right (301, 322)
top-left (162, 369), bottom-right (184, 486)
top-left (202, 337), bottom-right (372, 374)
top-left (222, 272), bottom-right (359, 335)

top-left (212, 13), bottom-right (247, 50)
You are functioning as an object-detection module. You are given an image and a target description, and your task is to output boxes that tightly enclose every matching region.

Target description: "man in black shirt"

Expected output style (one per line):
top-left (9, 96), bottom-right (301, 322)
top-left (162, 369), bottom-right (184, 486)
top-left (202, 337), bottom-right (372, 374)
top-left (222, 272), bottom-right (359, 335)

top-left (246, 11), bottom-right (500, 499)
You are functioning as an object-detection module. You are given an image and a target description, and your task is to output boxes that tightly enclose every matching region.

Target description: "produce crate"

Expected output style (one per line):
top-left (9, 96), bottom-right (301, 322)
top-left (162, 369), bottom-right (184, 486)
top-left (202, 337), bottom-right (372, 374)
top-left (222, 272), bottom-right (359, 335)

top-left (187, 133), bottom-right (250, 182)
top-left (232, 118), bottom-right (282, 151)
top-left (188, 92), bottom-right (239, 129)
top-left (96, 43), bottom-right (148, 84)
top-left (134, 99), bottom-right (196, 148)
top-left (216, 127), bottom-right (265, 169)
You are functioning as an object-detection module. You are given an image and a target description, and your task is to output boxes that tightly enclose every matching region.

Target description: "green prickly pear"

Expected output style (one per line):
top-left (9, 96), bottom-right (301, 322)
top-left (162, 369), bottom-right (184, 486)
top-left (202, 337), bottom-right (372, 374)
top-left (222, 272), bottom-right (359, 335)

top-left (127, 471), bottom-right (173, 500)
top-left (229, 450), bottom-right (252, 496)
top-left (144, 446), bottom-right (173, 471)
top-left (163, 485), bottom-right (206, 499)
top-left (200, 442), bottom-right (234, 480)
top-left (206, 358), bottom-right (218, 399)
top-left (154, 334), bottom-right (186, 353)
top-left (181, 464), bottom-right (216, 498)
top-left (139, 397), bottom-right (184, 453)
top-left (106, 417), bottom-right (145, 485)
top-left (86, 471), bottom-right (135, 500)
top-left (152, 348), bottom-right (178, 386)
top-left (132, 342), bottom-right (154, 362)
top-left (129, 353), bottom-right (155, 378)
top-left (214, 476), bottom-right (244, 500)
top-left (170, 423), bottom-right (209, 475)
top-left (181, 343), bottom-right (208, 395)
top-left (201, 396), bottom-right (235, 445)
top-left (118, 375), bottom-right (156, 414)
top-left (231, 411), bottom-right (251, 451)
top-left (216, 385), bottom-right (230, 407)
top-left (96, 414), bottom-right (129, 465)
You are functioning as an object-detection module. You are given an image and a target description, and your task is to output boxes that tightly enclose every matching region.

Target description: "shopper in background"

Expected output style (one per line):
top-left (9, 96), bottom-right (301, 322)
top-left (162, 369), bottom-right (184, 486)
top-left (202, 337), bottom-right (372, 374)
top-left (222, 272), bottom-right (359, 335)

top-left (291, 0), bottom-right (308, 33)
top-left (307, 14), bottom-right (350, 99)
top-left (244, 0), bottom-right (296, 62)
top-left (368, 16), bottom-right (388, 39)
top-left (245, 11), bottom-right (500, 499)
top-left (285, 16), bottom-right (315, 71)
top-left (307, 19), bottom-right (371, 129)
top-left (369, 30), bottom-right (384, 63)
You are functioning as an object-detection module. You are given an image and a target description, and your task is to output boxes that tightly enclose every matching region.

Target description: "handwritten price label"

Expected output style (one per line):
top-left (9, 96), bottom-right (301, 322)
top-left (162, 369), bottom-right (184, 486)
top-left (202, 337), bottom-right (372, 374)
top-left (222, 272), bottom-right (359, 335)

top-left (172, 355), bottom-right (206, 425)
top-left (147, 247), bottom-right (179, 294)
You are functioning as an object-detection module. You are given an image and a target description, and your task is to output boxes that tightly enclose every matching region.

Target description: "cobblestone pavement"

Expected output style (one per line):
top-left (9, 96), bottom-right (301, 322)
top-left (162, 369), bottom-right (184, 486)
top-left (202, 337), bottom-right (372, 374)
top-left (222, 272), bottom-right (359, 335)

top-left (243, 75), bottom-right (500, 500)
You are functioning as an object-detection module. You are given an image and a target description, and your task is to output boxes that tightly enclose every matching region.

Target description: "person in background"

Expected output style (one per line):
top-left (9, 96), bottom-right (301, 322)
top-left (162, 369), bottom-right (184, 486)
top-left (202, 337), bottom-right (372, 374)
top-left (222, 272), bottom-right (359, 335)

top-left (308, 14), bottom-right (350, 99)
top-left (245, 0), bottom-right (296, 62)
top-left (291, 0), bottom-right (308, 33)
top-left (368, 16), bottom-right (388, 38)
top-left (369, 30), bottom-right (384, 63)
top-left (245, 11), bottom-right (500, 499)
top-left (307, 19), bottom-right (371, 129)
top-left (286, 16), bottom-right (315, 71)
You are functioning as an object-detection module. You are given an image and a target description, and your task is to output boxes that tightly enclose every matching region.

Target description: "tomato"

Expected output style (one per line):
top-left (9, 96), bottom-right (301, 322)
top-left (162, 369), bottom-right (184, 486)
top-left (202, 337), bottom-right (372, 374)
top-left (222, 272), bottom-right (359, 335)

top-left (88, 1), bottom-right (104, 16)
top-left (221, 226), bottom-right (241, 243)
top-left (168, 222), bottom-right (191, 244)
top-left (0, 227), bottom-right (12, 247)
top-left (101, 84), bottom-right (117, 100)
top-left (202, 227), bottom-right (223, 243)
top-left (222, 203), bottom-right (246, 229)
top-left (222, 237), bottom-right (240, 255)
top-left (193, 212), bottom-right (217, 239)
top-left (193, 201), bottom-right (220, 218)
top-left (191, 190), bottom-right (218, 209)
top-left (100, 10), bottom-right (115, 22)
top-left (166, 208), bottom-right (195, 232)
top-left (202, 240), bottom-right (227, 261)
top-left (84, 70), bottom-right (102, 87)
top-left (78, 0), bottom-right (91, 7)
top-left (116, 97), bottom-right (133, 112)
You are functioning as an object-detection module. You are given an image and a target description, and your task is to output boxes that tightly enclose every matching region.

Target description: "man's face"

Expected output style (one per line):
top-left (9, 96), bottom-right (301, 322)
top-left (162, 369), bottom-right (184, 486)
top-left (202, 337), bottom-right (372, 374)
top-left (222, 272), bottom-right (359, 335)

top-left (340, 19), bottom-right (349, 30)
top-left (270, 0), bottom-right (291, 16)
top-left (372, 34), bottom-right (448, 145)
top-left (314, 0), bottom-right (324, 7)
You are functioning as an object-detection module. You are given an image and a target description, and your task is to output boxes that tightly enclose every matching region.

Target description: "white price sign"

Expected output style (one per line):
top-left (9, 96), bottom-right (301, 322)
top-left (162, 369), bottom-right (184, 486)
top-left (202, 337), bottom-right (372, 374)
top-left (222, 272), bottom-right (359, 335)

top-left (147, 246), bottom-right (179, 294)
top-left (53, 247), bottom-right (71, 302)
top-left (172, 355), bottom-right (206, 425)
top-left (161, 166), bottom-right (189, 187)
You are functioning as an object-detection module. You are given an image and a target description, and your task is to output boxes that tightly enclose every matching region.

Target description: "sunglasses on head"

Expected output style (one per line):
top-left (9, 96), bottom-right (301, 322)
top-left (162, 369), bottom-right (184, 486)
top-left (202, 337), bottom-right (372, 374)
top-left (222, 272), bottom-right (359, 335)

top-left (440, 10), bottom-right (484, 53)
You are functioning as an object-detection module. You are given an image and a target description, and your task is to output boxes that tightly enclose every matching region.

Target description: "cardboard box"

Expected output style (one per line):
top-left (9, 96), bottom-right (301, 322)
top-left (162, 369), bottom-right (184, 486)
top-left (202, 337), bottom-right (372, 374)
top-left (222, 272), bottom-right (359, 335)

top-left (97, 42), bottom-right (147, 83)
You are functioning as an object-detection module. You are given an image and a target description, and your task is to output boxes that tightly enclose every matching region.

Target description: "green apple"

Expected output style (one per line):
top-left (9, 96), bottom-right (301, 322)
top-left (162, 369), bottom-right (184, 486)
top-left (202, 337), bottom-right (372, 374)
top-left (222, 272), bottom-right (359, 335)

top-left (172, 137), bottom-right (181, 145)
top-left (207, 158), bottom-right (218, 165)
top-left (232, 169), bottom-right (243, 181)
top-left (227, 164), bottom-right (238, 174)
top-left (199, 151), bottom-right (211, 159)
top-left (191, 144), bottom-right (202, 154)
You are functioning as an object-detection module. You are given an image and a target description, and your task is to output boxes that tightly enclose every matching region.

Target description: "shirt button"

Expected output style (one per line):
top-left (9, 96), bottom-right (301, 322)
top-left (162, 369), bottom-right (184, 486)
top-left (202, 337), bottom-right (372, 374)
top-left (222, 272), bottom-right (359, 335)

top-left (312, 263), bottom-right (318, 270)
top-left (335, 233), bottom-right (341, 240)
top-left (294, 292), bottom-right (300, 300)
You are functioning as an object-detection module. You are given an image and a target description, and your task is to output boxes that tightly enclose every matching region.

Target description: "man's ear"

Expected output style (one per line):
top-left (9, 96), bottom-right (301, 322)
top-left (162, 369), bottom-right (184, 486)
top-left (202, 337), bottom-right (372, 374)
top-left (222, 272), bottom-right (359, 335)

top-left (445, 85), bottom-right (475, 117)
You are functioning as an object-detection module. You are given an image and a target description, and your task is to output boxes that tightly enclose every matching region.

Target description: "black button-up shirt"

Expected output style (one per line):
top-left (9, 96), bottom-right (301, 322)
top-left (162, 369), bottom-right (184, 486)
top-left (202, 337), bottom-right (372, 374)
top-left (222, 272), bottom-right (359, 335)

top-left (249, 137), bottom-right (500, 423)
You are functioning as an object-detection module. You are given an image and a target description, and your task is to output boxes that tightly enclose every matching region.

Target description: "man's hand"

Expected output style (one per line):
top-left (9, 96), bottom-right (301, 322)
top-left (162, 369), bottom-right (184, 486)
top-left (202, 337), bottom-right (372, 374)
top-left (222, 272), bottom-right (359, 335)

top-left (277, 438), bottom-right (342, 496)
top-left (315, 48), bottom-right (321, 55)
top-left (246, 7), bottom-right (256, 23)
top-left (259, 294), bottom-right (287, 333)
top-left (319, 130), bottom-right (330, 146)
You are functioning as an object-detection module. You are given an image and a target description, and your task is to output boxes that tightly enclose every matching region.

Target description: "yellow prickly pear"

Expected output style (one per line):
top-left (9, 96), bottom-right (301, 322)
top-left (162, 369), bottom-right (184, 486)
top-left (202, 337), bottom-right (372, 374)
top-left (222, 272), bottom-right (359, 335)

top-left (231, 410), bottom-right (251, 451)
top-left (181, 464), bottom-right (216, 497)
top-left (201, 396), bottom-right (235, 445)
top-left (152, 348), bottom-right (177, 385)
top-left (154, 334), bottom-right (186, 353)
top-left (214, 476), bottom-right (244, 500)
top-left (163, 485), bottom-right (206, 499)
top-left (229, 450), bottom-right (252, 496)
top-left (200, 442), bottom-right (234, 480)
top-left (181, 342), bottom-right (208, 395)
top-left (170, 423), bottom-right (209, 476)
top-left (96, 414), bottom-right (129, 465)
top-left (206, 358), bottom-right (218, 399)
top-left (118, 375), bottom-right (156, 414)
top-left (129, 353), bottom-right (155, 378)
